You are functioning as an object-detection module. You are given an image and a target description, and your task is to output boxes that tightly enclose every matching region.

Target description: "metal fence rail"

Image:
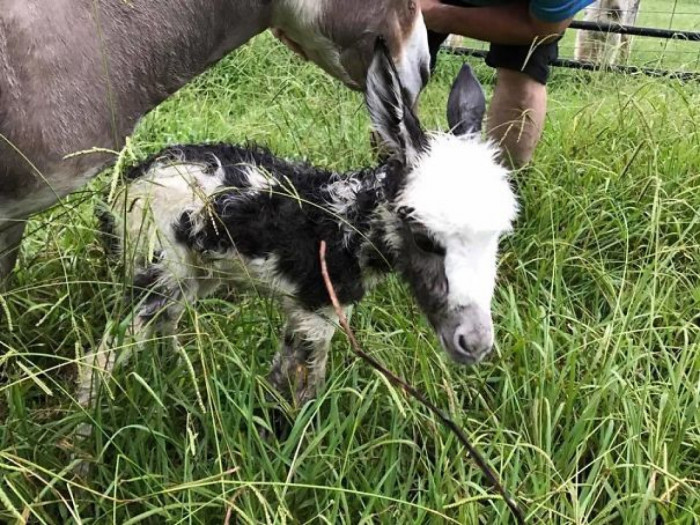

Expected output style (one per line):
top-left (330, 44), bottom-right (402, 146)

top-left (444, 46), bottom-right (700, 82)
top-left (569, 20), bottom-right (700, 41)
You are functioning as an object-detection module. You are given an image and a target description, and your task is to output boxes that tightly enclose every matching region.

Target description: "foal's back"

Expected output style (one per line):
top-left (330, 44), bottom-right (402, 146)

top-left (111, 143), bottom-right (341, 281)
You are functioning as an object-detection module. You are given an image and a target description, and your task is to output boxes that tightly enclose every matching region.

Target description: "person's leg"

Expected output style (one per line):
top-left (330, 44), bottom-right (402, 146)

top-left (484, 39), bottom-right (559, 168)
top-left (486, 68), bottom-right (547, 168)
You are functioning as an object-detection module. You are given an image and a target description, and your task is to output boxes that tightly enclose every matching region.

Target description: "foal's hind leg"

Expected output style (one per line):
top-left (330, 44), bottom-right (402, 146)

top-left (76, 260), bottom-right (214, 414)
top-left (74, 278), bottom-right (172, 444)
top-left (72, 301), bottom-right (172, 467)
top-left (75, 311), bottom-right (159, 413)
top-left (268, 304), bottom-right (340, 409)
top-left (73, 263), bottom-right (218, 467)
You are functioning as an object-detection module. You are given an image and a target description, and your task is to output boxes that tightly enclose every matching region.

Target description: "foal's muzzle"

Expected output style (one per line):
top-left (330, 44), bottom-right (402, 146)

top-left (437, 305), bottom-right (494, 365)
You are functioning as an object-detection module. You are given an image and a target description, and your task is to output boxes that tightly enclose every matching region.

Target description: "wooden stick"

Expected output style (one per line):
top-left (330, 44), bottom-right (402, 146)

top-left (319, 240), bottom-right (525, 523)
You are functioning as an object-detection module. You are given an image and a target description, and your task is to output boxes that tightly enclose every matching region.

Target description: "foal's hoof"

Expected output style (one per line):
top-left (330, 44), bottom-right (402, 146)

top-left (255, 406), bottom-right (293, 442)
top-left (71, 457), bottom-right (93, 479)
top-left (70, 422), bottom-right (96, 478)
top-left (270, 407), bottom-right (293, 440)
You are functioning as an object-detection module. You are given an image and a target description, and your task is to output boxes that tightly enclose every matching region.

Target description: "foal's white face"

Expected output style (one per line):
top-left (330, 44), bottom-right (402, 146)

top-left (272, 0), bottom-right (430, 105)
top-left (366, 41), bottom-right (517, 365)
top-left (391, 135), bottom-right (516, 364)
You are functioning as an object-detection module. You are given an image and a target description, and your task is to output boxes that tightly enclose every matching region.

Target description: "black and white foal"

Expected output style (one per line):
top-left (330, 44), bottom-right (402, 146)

top-left (84, 42), bottom-right (517, 409)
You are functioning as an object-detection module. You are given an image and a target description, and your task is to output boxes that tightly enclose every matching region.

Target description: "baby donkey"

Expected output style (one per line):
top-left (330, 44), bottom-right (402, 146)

top-left (86, 41), bottom-right (517, 409)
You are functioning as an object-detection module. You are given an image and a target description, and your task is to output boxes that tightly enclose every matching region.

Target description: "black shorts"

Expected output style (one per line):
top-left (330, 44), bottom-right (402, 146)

top-left (428, 30), bottom-right (560, 85)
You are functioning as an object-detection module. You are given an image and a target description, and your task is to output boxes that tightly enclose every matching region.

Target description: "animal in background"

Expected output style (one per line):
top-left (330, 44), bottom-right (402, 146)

top-left (575, 0), bottom-right (642, 64)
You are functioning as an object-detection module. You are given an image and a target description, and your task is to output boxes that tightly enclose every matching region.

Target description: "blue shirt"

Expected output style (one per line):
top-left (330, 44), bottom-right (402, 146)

top-left (444, 0), bottom-right (595, 23)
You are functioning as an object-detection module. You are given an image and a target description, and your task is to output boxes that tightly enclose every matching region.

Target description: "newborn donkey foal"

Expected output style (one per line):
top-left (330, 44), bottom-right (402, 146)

top-left (90, 41), bottom-right (517, 410)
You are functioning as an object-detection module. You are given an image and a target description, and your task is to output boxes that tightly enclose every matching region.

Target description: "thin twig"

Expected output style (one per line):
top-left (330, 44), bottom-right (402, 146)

top-left (319, 240), bottom-right (525, 524)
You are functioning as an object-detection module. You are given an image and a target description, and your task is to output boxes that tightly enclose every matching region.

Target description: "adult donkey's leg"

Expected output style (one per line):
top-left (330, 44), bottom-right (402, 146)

top-left (619, 0), bottom-right (641, 64)
top-left (0, 221), bottom-right (26, 288)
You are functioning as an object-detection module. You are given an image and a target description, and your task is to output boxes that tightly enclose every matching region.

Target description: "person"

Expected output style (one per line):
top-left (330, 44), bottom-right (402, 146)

top-left (421, 0), bottom-right (595, 167)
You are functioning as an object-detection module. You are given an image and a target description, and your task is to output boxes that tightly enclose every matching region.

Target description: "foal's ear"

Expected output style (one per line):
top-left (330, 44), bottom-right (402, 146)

top-left (365, 38), bottom-right (427, 163)
top-left (447, 64), bottom-right (487, 135)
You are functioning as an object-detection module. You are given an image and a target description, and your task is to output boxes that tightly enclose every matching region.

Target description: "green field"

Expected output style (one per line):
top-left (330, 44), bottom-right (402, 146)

top-left (1, 30), bottom-right (700, 523)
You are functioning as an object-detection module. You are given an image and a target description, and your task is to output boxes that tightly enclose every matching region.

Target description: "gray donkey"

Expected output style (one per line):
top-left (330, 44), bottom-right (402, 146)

top-left (0, 0), bottom-right (431, 282)
top-left (86, 41), bottom-right (517, 410)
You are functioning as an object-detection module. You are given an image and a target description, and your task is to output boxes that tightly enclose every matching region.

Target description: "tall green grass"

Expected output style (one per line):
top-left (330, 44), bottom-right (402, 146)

top-left (1, 33), bottom-right (699, 523)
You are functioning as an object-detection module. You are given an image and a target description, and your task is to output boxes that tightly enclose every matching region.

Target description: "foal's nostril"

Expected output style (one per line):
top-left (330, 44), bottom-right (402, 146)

top-left (452, 321), bottom-right (493, 359)
top-left (457, 334), bottom-right (469, 353)
top-left (420, 63), bottom-right (430, 88)
top-left (437, 277), bottom-right (448, 296)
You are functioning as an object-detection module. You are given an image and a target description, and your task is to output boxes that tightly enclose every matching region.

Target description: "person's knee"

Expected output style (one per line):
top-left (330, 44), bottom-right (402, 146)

top-left (493, 68), bottom-right (546, 111)
top-left (487, 68), bottom-right (547, 168)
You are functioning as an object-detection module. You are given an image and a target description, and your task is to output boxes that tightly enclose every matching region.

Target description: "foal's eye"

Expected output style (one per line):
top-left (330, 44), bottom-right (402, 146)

top-left (412, 232), bottom-right (445, 256)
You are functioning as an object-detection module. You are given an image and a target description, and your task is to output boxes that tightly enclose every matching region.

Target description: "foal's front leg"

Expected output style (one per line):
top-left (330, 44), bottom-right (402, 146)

top-left (268, 305), bottom-right (339, 408)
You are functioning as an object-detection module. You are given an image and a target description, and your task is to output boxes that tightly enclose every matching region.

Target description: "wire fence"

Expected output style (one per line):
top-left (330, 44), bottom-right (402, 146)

top-left (442, 0), bottom-right (700, 80)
